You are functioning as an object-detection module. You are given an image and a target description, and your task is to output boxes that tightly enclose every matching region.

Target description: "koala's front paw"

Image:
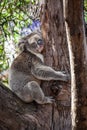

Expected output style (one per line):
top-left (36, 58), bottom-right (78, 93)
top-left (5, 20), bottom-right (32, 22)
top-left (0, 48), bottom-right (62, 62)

top-left (61, 72), bottom-right (71, 82)
top-left (66, 74), bottom-right (71, 82)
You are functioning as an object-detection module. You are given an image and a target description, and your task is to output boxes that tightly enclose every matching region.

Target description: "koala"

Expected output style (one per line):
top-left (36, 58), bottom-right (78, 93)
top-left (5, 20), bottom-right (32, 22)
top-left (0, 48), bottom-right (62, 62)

top-left (9, 31), bottom-right (69, 104)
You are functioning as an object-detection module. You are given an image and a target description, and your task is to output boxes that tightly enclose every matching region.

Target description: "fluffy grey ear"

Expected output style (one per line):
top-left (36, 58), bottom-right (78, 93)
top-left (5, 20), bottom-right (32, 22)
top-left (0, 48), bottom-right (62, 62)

top-left (18, 39), bottom-right (26, 51)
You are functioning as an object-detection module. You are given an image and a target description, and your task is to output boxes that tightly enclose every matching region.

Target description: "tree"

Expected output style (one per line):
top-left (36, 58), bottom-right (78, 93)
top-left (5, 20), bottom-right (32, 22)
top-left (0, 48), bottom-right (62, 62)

top-left (0, 0), bottom-right (71, 129)
top-left (63, 0), bottom-right (87, 129)
top-left (0, 0), bottom-right (87, 130)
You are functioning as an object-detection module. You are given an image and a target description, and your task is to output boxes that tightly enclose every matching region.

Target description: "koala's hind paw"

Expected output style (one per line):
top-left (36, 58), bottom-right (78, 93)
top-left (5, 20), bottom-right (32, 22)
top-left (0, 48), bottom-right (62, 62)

top-left (45, 96), bottom-right (55, 104)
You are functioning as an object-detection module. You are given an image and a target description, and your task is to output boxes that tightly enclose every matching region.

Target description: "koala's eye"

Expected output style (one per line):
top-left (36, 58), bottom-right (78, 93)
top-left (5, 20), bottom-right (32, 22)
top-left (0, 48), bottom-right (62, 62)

top-left (37, 39), bottom-right (43, 45)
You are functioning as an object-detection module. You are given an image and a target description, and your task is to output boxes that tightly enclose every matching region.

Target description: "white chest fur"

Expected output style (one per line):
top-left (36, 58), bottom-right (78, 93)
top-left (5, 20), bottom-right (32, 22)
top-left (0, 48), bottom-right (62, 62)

top-left (35, 53), bottom-right (44, 63)
top-left (28, 49), bottom-right (44, 63)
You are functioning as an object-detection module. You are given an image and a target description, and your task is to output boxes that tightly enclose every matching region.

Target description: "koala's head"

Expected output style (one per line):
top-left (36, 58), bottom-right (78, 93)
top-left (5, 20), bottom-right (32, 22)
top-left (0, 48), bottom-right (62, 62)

top-left (18, 32), bottom-right (44, 53)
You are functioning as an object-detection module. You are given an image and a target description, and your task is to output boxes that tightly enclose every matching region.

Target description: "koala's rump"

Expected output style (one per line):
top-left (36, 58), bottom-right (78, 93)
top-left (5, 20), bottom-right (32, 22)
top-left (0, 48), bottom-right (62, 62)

top-left (9, 68), bottom-right (40, 92)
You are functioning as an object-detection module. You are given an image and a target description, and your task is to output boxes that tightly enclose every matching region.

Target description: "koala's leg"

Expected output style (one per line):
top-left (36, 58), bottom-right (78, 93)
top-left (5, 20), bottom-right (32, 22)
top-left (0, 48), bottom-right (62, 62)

top-left (16, 81), bottom-right (54, 104)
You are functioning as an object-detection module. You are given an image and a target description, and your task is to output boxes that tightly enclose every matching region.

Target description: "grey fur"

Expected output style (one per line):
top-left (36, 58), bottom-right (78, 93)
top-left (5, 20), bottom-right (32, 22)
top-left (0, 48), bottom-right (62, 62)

top-left (9, 32), bottom-right (69, 104)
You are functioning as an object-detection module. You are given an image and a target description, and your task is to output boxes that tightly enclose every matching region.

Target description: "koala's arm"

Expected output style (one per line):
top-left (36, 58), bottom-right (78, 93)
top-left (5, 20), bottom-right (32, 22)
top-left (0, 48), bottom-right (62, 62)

top-left (31, 64), bottom-right (69, 82)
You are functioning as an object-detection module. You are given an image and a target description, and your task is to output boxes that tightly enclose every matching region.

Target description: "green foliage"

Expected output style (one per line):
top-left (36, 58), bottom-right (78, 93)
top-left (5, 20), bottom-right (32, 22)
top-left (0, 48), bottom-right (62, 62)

top-left (0, 0), bottom-right (35, 84)
top-left (84, 0), bottom-right (87, 23)
top-left (0, 0), bottom-right (33, 42)
top-left (0, 44), bottom-right (8, 71)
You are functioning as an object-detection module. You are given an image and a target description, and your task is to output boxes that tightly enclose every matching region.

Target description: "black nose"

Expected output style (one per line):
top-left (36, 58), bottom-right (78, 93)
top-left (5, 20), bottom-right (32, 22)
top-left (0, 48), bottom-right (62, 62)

top-left (37, 39), bottom-right (43, 45)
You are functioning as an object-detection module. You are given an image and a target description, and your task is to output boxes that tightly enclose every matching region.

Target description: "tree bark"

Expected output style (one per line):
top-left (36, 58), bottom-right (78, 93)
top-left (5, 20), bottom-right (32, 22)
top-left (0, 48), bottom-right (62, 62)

top-left (0, 82), bottom-right (53, 130)
top-left (63, 0), bottom-right (87, 129)
top-left (41, 0), bottom-right (71, 130)
top-left (0, 0), bottom-right (72, 130)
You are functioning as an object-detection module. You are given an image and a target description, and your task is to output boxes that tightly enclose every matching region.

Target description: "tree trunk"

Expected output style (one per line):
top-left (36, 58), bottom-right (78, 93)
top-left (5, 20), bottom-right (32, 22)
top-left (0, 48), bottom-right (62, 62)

top-left (63, 0), bottom-right (87, 129)
top-left (41, 0), bottom-right (71, 130)
top-left (0, 0), bottom-right (71, 130)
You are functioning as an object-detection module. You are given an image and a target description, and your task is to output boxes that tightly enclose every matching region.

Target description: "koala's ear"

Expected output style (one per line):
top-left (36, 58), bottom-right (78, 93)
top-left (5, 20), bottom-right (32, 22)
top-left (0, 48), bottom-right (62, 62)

top-left (18, 39), bottom-right (26, 51)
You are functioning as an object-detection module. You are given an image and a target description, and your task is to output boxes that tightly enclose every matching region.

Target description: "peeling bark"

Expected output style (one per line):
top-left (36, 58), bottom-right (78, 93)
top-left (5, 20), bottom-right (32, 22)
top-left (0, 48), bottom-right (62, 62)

top-left (63, 0), bottom-right (87, 129)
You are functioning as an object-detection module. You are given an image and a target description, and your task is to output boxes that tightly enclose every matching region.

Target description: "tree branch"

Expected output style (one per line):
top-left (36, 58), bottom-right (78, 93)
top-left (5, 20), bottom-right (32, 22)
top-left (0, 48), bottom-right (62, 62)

top-left (0, 82), bottom-right (52, 130)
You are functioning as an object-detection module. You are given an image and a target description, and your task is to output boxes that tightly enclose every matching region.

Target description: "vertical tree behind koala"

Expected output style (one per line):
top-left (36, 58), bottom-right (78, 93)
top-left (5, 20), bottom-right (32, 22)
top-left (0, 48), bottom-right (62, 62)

top-left (41, 0), bottom-right (87, 129)
top-left (41, 0), bottom-right (71, 130)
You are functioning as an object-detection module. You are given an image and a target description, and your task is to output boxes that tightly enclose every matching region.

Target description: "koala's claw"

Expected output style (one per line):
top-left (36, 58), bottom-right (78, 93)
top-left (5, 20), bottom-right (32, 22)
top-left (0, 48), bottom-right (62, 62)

top-left (46, 96), bottom-right (55, 103)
